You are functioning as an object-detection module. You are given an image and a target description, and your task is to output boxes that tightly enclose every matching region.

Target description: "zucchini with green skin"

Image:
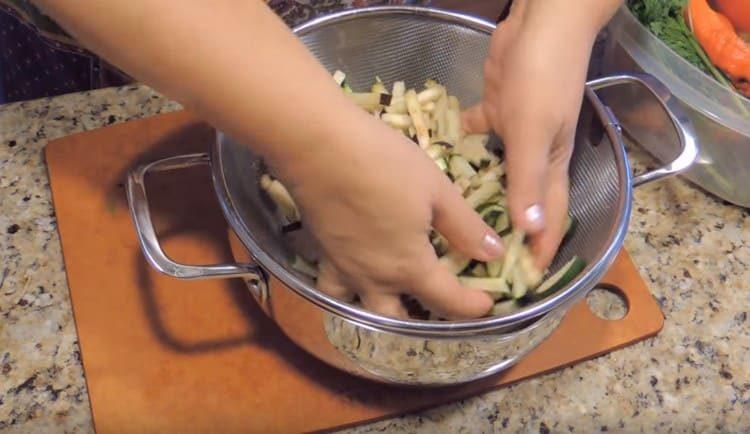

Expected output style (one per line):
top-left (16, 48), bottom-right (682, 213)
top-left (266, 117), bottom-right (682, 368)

top-left (533, 256), bottom-right (586, 298)
top-left (476, 164), bottom-right (505, 184)
top-left (381, 113), bottom-right (412, 129)
top-left (435, 92), bottom-right (449, 140)
top-left (499, 229), bottom-right (525, 281)
top-left (260, 174), bottom-right (300, 222)
top-left (494, 212), bottom-right (510, 233)
top-left (385, 97), bottom-right (407, 114)
top-left (446, 96), bottom-right (462, 144)
top-left (438, 250), bottom-right (471, 274)
top-left (486, 260), bottom-right (503, 278)
top-left (405, 89), bottom-right (431, 149)
top-left (519, 251), bottom-right (543, 287)
top-left (391, 81), bottom-right (406, 98)
top-left (563, 214), bottom-right (577, 241)
top-left (485, 194), bottom-right (507, 208)
top-left (333, 70), bottom-right (347, 87)
top-left (458, 277), bottom-right (511, 299)
top-left (417, 86), bottom-right (443, 104)
top-left (347, 92), bottom-right (391, 110)
top-left (465, 181), bottom-right (502, 209)
top-left (430, 232), bottom-right (450, 255)
top-left (455, 134), bottom-right (492, 166)
top-left (454, 177), bottom-right (472, 196)
top-left (491, 299), bottom-right (520, 316)
top-left (476, 201), bottom-right (507, 214)
top-left (425, 144), bottom-right (447, 160)
top-left (448, 155), bottom-right (477, 180)
top-left (511, 267), bottom-right (528, 299)
top-left (470, 263), bottom-right (488, 278)
top-left (371, 76), bottom-right (388, 95)
top-left (477, 203), bottom-right (506, 228)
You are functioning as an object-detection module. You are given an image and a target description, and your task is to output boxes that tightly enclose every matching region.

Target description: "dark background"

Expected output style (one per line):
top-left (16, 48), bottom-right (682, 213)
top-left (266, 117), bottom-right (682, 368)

top-left (0, 0), bottom-right (507, 104)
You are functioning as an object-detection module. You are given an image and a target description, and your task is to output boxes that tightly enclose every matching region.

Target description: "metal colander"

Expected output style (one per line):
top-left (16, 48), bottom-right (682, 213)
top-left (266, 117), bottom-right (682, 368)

top-left (292, 8), bottom-right (622, 280)
top-left (209, 7), bottom-right (697, 335)
top-left (129, 7), bottom-right (696, 342)
top-left (295, 10), bottom-right (628, 274)
top-left (127, 6), bottom-right (697, 384)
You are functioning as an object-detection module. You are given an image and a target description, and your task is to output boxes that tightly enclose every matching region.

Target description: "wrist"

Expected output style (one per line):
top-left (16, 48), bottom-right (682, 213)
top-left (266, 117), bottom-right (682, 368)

top-left (262, 105), bottom-right (388, 191)
top-left (519, 0), bottom-right (620, 42)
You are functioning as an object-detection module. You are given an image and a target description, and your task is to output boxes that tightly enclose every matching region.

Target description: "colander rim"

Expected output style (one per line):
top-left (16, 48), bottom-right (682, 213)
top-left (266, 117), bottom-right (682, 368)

top-left (210, 6), bottom-right (633, 337)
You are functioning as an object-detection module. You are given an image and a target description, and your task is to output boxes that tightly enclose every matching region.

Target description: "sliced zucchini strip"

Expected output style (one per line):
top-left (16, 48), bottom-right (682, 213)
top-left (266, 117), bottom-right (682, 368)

top-left (534, 256), bottom-right (586, 296)
top-left (267, 71), bottom-right (584, 320)
top-left (260, 174), bottom-right (300, 222)
top-left (458, 277), bottom-right (511, 299)
top-left (405, 89), bottom-right (430, 149)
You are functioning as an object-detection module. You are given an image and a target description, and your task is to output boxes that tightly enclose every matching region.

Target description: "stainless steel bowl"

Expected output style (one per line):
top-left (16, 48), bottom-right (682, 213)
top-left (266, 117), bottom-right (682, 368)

top-left (125, 7), bottom-right (697, 386)
top-left (601, 6), bottom-right (750, 207)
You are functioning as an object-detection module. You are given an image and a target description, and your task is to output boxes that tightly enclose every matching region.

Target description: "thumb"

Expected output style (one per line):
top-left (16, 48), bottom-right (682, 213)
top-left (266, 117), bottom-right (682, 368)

top-left (502, 125), bottom-right (553, 236)
top-left (461, 103), bottom-right (491, 134)
top-left (431, 177), bottom-right (504, 262)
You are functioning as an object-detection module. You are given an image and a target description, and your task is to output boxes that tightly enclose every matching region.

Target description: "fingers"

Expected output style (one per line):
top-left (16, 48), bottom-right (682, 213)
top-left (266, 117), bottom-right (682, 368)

top-left (461, 103), bottom-right (491, 134)
top-left (409, 250), bottom-right (494, 320)
top-left (319, 245), bottom-right (493, 321)
top-left (359, 291), bottom-right (408, 319)
top-left (319, 259), bottom-right (408, 319)
top-left (530, 163), bottom-right (570, 270)
top-left (432, 177), bottom-right (504, 262)
top-left (316, 259), bottom-right (355, 302)
top-left (501, 122), bottom-right (555, 237)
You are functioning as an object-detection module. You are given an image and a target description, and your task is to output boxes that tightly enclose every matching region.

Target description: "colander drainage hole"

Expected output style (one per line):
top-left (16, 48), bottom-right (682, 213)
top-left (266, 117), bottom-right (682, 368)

top-left (586, 285), bottom-right (629, 320)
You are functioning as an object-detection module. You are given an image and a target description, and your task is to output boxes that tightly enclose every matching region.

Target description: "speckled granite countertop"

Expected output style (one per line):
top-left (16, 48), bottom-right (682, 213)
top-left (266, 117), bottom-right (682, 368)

top-left (1, 84), bottom-right (749, 433)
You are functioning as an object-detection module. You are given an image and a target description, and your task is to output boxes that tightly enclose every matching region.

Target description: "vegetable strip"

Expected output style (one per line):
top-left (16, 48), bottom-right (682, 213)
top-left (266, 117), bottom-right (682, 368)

top-left (259, 71), bottom-right (585, 318)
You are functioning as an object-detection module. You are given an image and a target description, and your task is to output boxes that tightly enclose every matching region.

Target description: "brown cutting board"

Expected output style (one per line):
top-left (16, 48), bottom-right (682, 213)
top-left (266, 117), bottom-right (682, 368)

top-left (45, 110), bottom-right (664, 434)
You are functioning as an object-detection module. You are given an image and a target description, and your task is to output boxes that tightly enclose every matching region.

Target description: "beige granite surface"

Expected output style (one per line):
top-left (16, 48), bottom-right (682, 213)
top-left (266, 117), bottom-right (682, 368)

top-left (1, 85), bottom-right (749, 434)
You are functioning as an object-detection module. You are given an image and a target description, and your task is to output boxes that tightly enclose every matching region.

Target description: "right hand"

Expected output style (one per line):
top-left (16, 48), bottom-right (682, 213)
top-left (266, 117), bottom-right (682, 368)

top-left (273, 109), bottom-right (502, 320)
top-left (462, 0), bottom-right (598, 269)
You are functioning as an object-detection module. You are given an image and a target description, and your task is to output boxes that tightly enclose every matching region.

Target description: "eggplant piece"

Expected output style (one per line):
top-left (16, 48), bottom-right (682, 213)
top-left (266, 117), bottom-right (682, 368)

top-left (281, 221), bottom-right (303, 234)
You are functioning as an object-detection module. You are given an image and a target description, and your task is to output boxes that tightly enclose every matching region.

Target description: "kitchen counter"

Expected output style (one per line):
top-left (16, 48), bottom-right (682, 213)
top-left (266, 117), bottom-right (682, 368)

top-left (1, 85), bottom-right (749, 433)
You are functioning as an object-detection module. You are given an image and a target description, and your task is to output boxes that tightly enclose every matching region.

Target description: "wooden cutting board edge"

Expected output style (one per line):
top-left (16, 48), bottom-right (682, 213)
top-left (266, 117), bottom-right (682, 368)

top-left (42, 110), bottom-right (665, 434)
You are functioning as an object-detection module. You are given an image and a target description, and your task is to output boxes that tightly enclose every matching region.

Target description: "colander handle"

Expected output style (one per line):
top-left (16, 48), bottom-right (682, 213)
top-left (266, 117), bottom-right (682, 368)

top-left (126, 153), bottom-right (265, 285)
top-left (587, 73), bottom-right (699, 187)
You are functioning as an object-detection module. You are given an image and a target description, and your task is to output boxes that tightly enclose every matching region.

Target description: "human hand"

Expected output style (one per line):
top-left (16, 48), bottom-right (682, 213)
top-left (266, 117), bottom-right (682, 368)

top-left (462, 0), bottom-right (602, 269)
top-left (273, 109), bottom-right (503, 319)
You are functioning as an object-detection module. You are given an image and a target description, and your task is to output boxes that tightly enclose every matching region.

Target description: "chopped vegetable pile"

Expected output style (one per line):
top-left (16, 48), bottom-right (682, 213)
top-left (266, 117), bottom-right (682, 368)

top-left (628, 0), bottom-right (750, 102)
top-left (260, 71), bottom-right (585, 319)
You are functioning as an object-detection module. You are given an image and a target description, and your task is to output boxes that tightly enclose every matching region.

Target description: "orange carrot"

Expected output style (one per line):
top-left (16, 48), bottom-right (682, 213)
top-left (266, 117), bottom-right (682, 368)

top-left (686, 0), bottom-right (750, 97)
top-left (712, 0), bottom-right (750, 35)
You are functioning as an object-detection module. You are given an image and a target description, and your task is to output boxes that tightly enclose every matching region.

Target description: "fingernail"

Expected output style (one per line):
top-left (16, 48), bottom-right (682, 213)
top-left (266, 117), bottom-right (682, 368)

top-left (524, 203), bottom-right (545, 233)
top-left (482, 232), bottom-right (504, 258)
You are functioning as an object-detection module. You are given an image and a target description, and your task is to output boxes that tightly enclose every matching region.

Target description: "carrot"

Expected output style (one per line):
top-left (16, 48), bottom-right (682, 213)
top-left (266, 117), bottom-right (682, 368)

top-left (711, 0), bottom-right (750, 35)
top-left (686, 0), bottom-right (750, 97)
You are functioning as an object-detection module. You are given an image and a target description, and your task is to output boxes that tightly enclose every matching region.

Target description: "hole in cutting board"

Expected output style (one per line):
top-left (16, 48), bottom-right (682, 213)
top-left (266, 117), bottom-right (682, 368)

top-left (586, 284), bottom-right (629, 320)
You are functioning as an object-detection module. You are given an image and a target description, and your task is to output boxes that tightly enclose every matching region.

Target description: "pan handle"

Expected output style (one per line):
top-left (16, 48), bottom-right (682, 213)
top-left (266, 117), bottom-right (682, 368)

top-left (587, 73), bottom-right (699, 187)
top-left (126, 153), bottom-right (264, 284)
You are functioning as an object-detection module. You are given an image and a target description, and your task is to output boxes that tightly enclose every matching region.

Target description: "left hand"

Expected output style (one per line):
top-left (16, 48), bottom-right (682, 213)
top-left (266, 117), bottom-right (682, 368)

top-left (462, 0), bottom-right (601, 269)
